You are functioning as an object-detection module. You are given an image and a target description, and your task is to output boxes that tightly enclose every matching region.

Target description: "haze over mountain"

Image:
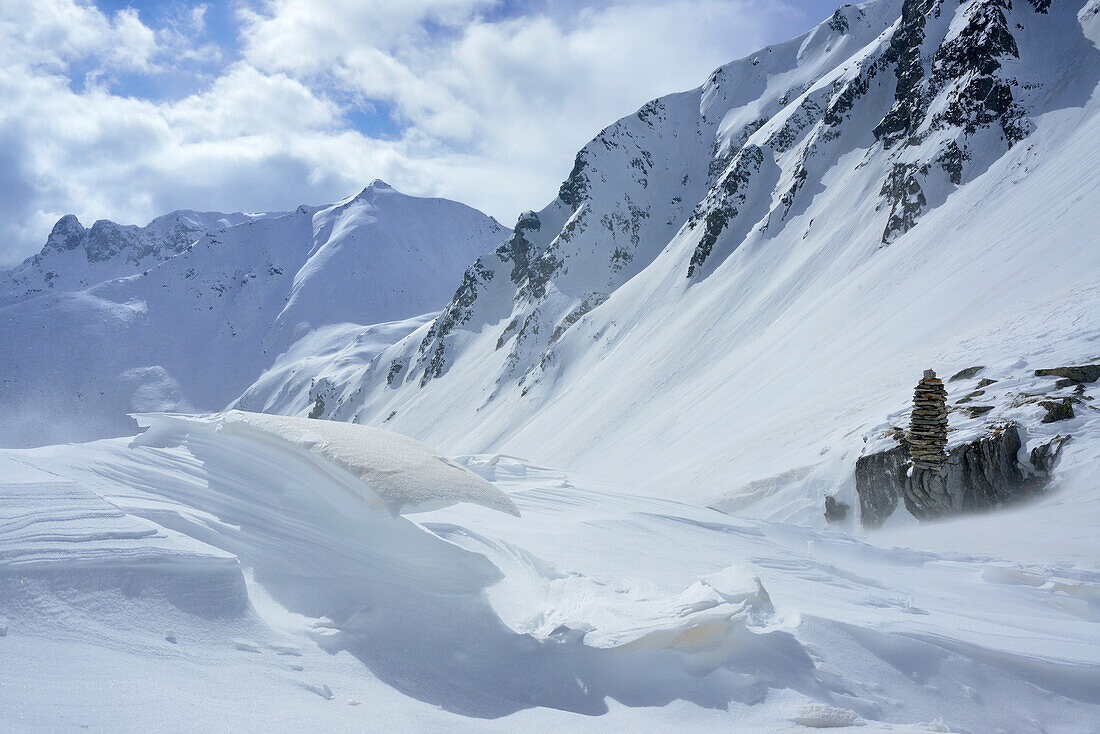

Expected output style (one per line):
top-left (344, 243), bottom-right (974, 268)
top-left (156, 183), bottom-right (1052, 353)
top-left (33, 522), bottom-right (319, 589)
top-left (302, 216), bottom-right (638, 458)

top-left (0, 181), bottom-right (505, 446)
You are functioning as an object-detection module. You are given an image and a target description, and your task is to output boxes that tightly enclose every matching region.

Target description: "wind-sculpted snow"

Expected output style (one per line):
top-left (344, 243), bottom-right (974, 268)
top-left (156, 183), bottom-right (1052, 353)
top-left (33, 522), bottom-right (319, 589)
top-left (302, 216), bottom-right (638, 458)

top-left (1, 441), bottom-right (1097, 730)
top-left (132, 411), bottom-right (519, 517)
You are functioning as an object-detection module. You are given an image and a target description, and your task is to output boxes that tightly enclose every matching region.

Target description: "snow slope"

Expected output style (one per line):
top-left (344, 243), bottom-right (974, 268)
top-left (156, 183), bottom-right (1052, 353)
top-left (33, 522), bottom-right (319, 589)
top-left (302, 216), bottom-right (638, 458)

top-left (246, 0), bottom-right (1100, 525)
top-left (0, 182), bottom-right (505, 447)
top-left (0, 428), bottom-right (1096, 732)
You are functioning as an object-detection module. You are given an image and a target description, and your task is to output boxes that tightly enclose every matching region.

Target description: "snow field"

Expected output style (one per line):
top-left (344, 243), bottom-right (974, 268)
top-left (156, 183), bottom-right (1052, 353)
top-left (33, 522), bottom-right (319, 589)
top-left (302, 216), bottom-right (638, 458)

top-left (0, 429), bottom-right (1096, 732)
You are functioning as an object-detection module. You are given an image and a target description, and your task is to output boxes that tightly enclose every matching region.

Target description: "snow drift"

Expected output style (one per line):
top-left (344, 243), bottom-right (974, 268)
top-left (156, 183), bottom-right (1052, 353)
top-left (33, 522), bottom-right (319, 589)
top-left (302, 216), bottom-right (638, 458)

top-left (132, 411), bottom-right (519, 517)
top-left (2, 435), bottom-right (1097, 730)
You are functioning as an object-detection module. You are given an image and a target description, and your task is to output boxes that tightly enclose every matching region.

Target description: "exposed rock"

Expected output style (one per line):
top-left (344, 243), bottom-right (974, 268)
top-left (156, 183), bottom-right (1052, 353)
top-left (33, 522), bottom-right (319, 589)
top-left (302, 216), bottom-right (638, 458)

top-left (957, 389), bottom-right (985, 403)
top-left (44, 214), bottom-right (86, 253)
top-left (905, 426), bottom-right (1030, 519)
top-left (824, 495), bottom-right (851, 523)
top-left (386, 359), bottom-right (406, 387)
top-left (854, 444), bottom-right (908, 529)
top-left (1039, 398), bottom-right (1074, 423)
top-left (856, 423), bottom-right (1058, 526)
top-left (1030, 435), bottom-right (1070, 473)
top-left (687, 145), bottom-right (765, 278)
top-left (976, 378), bottom-right (997, 388)
top-left (963, 405), bottom-right (995, 417)
top-left (1034, 364), bottom-right (1100, 383)
top-left (949, 365), bottom-right (985, 381)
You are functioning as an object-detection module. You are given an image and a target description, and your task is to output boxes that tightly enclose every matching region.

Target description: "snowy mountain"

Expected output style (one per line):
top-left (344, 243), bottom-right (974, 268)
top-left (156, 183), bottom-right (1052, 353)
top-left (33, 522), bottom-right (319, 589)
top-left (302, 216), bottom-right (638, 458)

top-left (242, 0), bottom-right (1100, 524)
top-left (2, 1), bottom-right (1100, 730)
top-left (0, 209), bottom-right (280, 307)
top-left (0, 182), bottom-right (506, 446)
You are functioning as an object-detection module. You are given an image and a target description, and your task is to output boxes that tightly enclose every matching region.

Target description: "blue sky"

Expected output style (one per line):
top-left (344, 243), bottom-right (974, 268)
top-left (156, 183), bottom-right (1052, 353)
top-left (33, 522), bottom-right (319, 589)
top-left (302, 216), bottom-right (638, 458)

top-left (0, 0), bottom-right (842, 265)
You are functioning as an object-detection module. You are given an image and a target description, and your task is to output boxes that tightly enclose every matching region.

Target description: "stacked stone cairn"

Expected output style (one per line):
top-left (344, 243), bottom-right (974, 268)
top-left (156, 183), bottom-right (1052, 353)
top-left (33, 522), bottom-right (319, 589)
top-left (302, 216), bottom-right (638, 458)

top-left (908, 369), bottom-right (948, 471)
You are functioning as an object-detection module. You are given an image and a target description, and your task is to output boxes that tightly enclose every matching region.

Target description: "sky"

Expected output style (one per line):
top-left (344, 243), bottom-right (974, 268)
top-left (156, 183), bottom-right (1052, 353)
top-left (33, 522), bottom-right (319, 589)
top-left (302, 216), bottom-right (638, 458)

top-left (0, 0), bottom-right (843, 266)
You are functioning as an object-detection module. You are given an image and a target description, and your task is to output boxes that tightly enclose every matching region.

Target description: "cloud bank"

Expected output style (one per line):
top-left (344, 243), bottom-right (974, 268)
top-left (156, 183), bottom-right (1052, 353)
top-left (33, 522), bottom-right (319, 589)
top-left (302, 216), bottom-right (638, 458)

top-left (0, 0), bottom-right (838, 265)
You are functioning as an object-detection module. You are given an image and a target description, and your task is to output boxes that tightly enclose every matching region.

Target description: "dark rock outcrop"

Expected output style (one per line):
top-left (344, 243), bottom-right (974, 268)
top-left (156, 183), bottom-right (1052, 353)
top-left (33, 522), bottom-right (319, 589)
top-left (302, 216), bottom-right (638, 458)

top-left (1034, 364), bottom-right (1100, 384)
top-left (854, 443), bottom-right (909, 528)
top-left (949, 366), bottom-right (985, 381)
top-left (1039, 398), bottom-right (1074, 423)
top-left (1030, 435), bottom-right (1070, 473)
top-left (824, 495), bottom-right (851, 523)
top-left (904, 426), bottom-right (1029, 519)
top-left (855, 424), bottom-right (1064, 526)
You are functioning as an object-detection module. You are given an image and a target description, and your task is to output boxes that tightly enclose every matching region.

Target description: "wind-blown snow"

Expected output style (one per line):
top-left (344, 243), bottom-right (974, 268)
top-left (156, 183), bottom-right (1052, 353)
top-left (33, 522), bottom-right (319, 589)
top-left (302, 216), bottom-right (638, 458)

top-left (1, 436), bottom-right (1096, 731)
top-left (2, 0), bottom-right (1100, 730)
top-left (133, 411), bottom-right (519, 516)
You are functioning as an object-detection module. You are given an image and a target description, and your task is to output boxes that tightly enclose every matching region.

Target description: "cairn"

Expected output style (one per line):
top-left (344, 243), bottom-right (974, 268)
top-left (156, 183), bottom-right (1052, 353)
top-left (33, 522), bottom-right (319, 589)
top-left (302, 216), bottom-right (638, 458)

top-left (908, 369), bottom-right (948, 470)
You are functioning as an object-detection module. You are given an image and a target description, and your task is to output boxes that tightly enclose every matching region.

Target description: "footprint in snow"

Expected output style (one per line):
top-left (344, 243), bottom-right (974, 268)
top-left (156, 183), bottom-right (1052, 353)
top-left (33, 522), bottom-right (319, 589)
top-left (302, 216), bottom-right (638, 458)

top-left (233, 639), bottom-right (262, 653)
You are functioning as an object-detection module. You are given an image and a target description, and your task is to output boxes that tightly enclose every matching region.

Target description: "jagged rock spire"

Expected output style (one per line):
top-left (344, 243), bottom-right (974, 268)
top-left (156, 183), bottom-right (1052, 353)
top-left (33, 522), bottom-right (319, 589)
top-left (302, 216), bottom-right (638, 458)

top-left (908, 369), bottom-right (948, 470)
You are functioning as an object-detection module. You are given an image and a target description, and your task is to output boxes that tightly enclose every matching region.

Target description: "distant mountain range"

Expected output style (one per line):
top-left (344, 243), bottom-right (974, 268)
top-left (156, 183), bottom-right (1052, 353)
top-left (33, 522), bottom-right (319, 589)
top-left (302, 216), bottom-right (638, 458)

top-left (0, 181), bottom-right (504, 445)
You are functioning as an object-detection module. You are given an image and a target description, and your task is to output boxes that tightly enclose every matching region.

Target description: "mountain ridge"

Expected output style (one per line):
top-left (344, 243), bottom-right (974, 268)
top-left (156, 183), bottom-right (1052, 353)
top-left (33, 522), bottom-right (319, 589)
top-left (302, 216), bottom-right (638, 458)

top-left (0, 182), bottom-right (506, 447)
top-left (236, 0), bottom-right (1100, 522)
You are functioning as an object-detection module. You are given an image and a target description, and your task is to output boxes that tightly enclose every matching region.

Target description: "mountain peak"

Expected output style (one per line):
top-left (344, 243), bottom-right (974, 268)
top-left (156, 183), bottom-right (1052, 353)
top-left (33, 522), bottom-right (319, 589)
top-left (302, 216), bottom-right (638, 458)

top-left (45, 214), bottom-right (86, 253)
top-left (347, 179), bottom-right (397, 203)
top-left (360, 179), bottom-right (396, 196)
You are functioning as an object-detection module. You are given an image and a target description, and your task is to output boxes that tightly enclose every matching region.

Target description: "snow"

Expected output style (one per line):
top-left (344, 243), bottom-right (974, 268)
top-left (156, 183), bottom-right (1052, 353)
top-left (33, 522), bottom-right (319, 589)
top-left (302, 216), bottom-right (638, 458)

top-left (132, 411), bottom-right (519, 516)
top-left (1, 438), bottom-right (1097, 732)
top-left (0, 183), bottom-right (505, 447)
top-left (2, 0), bottom-right (1099, 730)
top-left (263, 0), bottom-right (1100, 531)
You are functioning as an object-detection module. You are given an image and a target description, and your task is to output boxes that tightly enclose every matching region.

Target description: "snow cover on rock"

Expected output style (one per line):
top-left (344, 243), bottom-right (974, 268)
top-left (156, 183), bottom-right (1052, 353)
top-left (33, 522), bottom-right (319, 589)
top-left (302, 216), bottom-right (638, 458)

top-left (133, 411), bottom-right (519, 516)
top-left (0, 209), bottom-right (281, 307)
top-left (0, 182), bottom-right (506, 447)
top-left (232, 315), bottom-right (434, 417)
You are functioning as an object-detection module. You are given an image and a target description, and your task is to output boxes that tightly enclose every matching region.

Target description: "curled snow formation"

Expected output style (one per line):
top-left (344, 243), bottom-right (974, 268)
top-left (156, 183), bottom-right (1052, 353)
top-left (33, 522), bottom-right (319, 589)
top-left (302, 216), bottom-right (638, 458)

top-left (132, 410), bottom-right (519, 517)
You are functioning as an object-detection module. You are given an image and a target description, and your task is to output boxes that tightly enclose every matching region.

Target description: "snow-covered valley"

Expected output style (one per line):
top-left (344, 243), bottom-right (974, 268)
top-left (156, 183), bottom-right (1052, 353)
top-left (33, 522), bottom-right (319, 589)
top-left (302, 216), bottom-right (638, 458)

top-left (2, 418), bottom-right (1098, 732)
top-left (2, 0), bottom-right (1100, 730)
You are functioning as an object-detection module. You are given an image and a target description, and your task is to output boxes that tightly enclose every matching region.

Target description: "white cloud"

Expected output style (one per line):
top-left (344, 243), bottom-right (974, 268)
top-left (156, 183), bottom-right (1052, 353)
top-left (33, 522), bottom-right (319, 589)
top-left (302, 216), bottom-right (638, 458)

top-left (0, 0), bottom-right (158, 72)
top-left (0, 0), bottom-right (836, 266)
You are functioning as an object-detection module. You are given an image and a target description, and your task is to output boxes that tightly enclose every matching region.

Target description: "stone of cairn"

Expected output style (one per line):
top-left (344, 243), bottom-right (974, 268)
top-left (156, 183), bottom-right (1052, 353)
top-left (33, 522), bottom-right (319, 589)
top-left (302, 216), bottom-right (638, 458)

top-left (908, 369), bottom-right (948, 471)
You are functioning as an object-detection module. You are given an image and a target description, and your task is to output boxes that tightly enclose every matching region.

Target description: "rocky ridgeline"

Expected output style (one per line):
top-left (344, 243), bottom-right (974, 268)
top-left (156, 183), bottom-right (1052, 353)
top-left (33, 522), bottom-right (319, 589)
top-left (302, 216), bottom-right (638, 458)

top-left (907, 370), bottom-right (948, 470)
